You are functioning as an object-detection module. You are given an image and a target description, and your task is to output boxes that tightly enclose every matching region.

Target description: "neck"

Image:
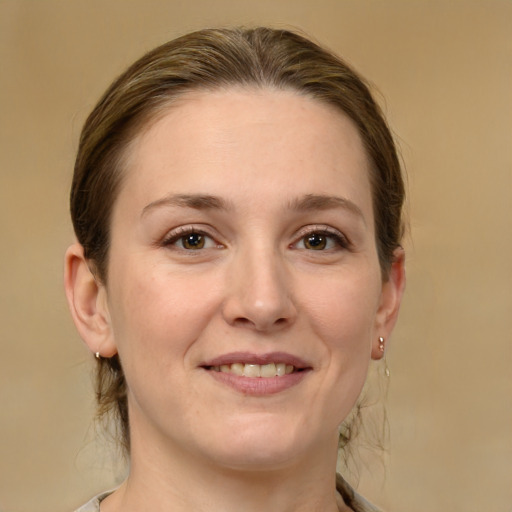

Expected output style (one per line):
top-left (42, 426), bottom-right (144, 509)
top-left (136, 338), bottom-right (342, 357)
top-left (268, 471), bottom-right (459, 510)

top-left (101, 422), bottom-right (343, 512)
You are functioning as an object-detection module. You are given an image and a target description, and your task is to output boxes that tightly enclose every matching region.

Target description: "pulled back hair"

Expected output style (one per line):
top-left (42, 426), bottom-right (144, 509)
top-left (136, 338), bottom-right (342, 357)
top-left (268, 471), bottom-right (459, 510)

top-left (71, 26), bottom-right (404, 452)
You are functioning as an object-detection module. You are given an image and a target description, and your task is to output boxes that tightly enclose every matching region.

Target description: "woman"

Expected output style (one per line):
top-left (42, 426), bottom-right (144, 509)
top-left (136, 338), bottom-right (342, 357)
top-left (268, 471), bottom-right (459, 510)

top-left (65, 27), bottom-right (405, 512)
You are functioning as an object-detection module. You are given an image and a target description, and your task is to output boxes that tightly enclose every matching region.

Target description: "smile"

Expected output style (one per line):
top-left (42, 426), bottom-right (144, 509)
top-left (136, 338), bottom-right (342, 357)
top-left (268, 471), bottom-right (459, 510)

top-left (200, 352), bottom-right (311, 394)
top-left (207, 363), bottom-right (297, 378)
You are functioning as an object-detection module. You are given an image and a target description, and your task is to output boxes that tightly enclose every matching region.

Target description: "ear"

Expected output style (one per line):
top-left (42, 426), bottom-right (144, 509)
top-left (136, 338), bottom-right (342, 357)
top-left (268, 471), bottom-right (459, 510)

top-left (64, 242), bottom-right (117, 357)
top-left (371, 247), bottom-right (406, 360)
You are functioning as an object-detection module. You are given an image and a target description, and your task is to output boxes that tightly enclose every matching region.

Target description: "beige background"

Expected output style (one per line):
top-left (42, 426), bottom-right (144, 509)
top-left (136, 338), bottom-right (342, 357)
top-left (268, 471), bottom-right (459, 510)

top-left (0, 1), bottom-right (511, 511)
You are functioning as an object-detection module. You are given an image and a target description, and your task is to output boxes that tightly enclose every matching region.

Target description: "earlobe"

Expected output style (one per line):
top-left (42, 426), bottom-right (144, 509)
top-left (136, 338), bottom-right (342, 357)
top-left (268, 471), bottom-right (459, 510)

top-left (64, 243), bottom-right (117, 357)
top-left (371, 247), bottom-right (406, 360)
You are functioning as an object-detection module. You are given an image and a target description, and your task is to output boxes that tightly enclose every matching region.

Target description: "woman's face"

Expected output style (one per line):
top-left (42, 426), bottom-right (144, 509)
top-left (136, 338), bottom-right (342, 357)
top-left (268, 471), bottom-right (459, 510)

top-left (98, 88), bottom-right (402, 469)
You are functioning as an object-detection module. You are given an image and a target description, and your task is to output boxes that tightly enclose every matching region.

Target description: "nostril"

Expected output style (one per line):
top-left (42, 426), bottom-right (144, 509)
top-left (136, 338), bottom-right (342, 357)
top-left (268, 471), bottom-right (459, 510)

top-left (231, 316), bottom-right (289, 331)
top-left (232, 317), bottom-right (253, 327)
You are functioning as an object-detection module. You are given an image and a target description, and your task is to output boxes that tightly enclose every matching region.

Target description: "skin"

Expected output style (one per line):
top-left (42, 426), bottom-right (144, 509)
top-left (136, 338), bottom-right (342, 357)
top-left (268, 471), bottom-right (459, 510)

top-left (65, 88), bottom-right (405, 512)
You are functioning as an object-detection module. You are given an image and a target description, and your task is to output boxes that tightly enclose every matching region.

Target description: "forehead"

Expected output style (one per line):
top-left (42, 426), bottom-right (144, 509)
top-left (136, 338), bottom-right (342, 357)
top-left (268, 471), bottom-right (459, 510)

top-left (119, 87), bottom-right (373, 219)
top-left (134, 87), bottom-right (366, 159)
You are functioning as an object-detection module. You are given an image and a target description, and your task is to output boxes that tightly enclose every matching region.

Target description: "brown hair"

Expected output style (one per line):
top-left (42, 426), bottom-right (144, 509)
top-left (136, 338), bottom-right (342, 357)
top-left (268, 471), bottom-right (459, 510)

top-left (71, 26), bottom-right (404, 451)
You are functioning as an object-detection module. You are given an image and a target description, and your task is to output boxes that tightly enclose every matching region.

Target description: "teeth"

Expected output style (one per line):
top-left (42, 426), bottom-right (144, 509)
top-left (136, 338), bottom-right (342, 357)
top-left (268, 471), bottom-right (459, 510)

top-left (211, 363), bottom-right (298, 378)
top-left (244, 364), bottom-right (261, 378)
top-left (260, 363), bottom-right (276, 378)
top-left (231, 363), bottom-right (244, 376)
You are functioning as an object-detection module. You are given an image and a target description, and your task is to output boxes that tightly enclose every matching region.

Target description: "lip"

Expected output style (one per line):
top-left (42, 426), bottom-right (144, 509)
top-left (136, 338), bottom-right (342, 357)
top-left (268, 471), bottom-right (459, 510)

top-left (200, 351), bottom-right (310, 369)
top-left (199, 352), bottom-right (312, 396)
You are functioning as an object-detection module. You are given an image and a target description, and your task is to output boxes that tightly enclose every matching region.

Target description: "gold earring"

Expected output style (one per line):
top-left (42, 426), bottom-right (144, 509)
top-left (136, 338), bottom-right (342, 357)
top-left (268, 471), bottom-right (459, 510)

top-left (378, 337), bottom-right (390, 377)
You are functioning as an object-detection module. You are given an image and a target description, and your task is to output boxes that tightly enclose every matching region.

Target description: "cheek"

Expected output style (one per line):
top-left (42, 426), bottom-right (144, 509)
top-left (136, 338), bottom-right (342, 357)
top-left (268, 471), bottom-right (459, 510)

top-left (301, 268), bottom-right (382, 353)
top-left (107, 263), bottom-right (222, 368)
top-left (298, 266), bottom-right (382, 422)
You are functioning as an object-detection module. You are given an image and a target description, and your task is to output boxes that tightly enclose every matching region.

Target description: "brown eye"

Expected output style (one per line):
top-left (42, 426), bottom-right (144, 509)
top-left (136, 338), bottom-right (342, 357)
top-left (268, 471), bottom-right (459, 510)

top-left (303, 233), bottom-right (327, 250)
top-left (181, 233), bottom-right (206, 250)
top-left (163, 228), bottom-right (219, 251)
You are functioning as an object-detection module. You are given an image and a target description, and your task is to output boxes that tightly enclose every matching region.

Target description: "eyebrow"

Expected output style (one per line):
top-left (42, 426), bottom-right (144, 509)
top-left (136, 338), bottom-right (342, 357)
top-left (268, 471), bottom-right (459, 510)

top-left (141, 192), bottom-right (365, 222)
top-left (141, 194), bottom-right (230, 217)
top-left (288, 194), bottom-right (365, 222)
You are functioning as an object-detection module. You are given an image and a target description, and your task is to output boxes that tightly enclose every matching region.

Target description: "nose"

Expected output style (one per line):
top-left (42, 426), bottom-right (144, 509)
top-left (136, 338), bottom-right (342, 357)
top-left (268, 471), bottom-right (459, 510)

top-left (221, 246), bottom-right (297, 332)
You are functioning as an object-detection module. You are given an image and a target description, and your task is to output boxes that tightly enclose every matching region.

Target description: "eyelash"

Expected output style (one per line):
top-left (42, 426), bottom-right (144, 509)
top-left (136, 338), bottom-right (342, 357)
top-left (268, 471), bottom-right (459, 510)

top-left (161, 225), bottom-right (350, 253)
top-left (293, 226), bottom-right (351, 252)
top-left (161, 226), bottom-right (219, 251)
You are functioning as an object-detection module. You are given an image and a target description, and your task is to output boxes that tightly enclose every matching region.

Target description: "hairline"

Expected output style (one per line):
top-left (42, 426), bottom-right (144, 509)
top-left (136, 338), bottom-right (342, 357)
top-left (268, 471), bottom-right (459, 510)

top-left (98, 83), bottom-right (386, 281)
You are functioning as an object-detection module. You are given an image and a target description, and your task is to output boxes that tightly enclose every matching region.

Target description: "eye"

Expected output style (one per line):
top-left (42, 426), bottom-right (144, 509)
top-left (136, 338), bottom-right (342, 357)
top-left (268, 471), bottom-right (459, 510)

top-left (163, 228), bottom-right (218, 251)
top-left (179, 232), bottom-right (208, 250)
top-left (303, 233), bottom-right (329, 250)
top-left (293, 227), bottom-right (349, 251)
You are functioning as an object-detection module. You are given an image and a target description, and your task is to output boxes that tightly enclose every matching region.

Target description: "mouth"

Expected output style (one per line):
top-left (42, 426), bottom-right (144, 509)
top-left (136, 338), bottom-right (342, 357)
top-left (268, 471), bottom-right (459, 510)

top-left (201, 357), bottom-right (311, 395)
top-left (200, 352), bottom-right (313, 397)
top-left (205, 362), bottom-right (302, 378)
top-left (200, 352), bottom-right (312, 390)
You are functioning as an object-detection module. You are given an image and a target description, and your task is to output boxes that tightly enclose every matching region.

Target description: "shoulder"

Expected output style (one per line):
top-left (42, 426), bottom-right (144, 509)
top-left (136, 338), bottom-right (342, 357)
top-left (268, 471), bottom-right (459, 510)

top-left (74, 490), bottom-right (114, 512)
top-left (336, 473), bottom-right (384, 512)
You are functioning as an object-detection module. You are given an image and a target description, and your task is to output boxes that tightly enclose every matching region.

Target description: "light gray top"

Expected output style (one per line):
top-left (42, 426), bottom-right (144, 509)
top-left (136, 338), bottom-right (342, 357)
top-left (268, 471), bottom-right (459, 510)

top-left (74, 490), bottom-right (113, 512)
top-left (74, 474), bottom-right (383, 512)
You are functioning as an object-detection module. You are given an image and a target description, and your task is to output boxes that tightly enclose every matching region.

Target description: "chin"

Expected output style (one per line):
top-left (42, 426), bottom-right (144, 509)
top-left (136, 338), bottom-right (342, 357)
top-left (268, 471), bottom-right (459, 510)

top-left (203, 418), bottom-right (319, 471)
